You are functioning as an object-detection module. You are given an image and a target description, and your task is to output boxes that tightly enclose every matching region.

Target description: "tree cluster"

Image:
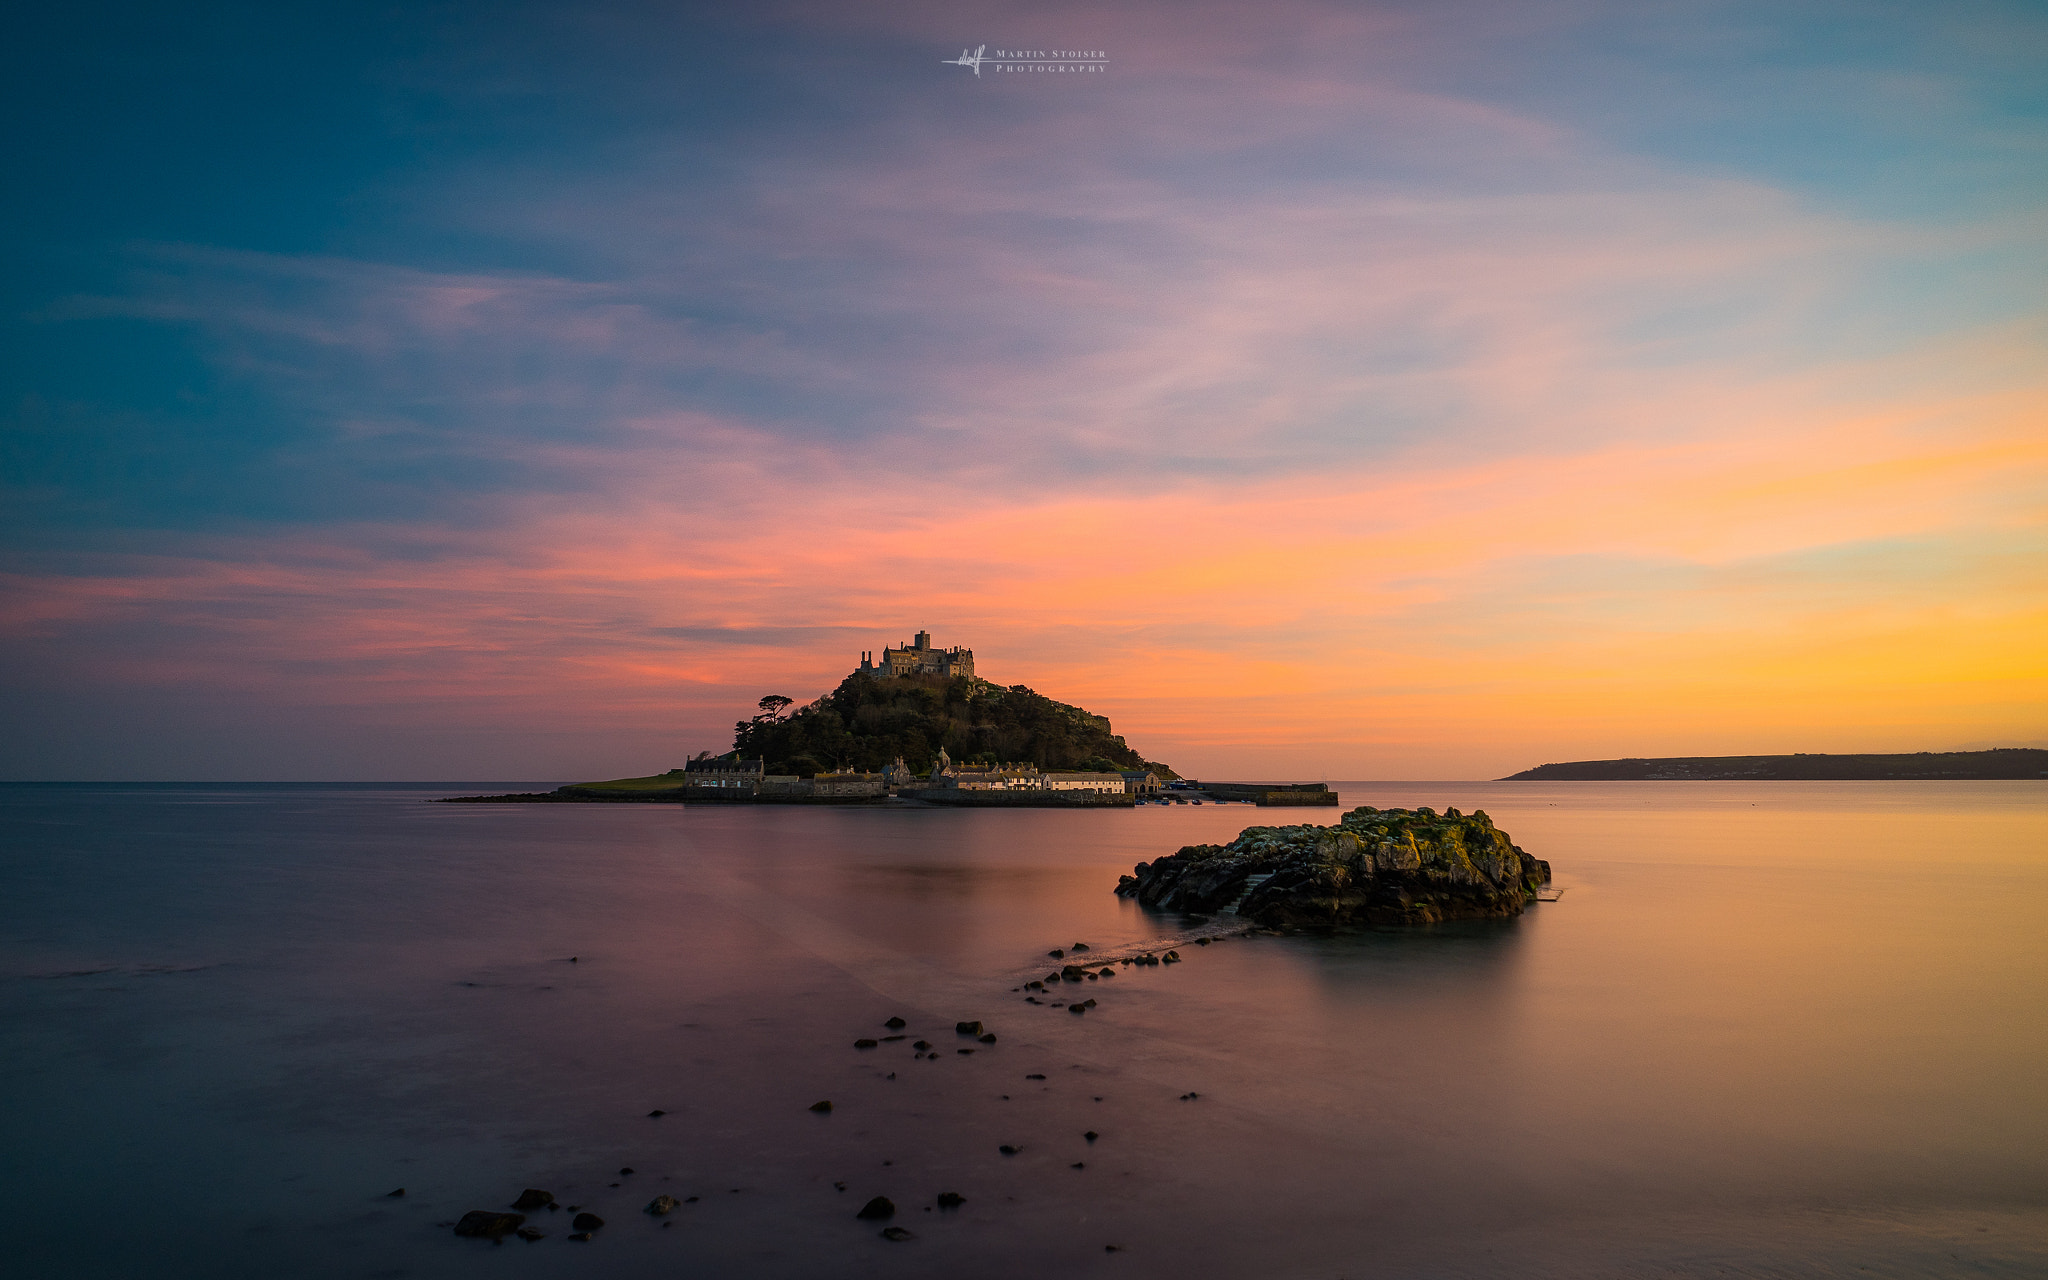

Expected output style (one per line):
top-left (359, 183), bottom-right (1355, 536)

top-left (728, 672), bottom-right (1176, 779)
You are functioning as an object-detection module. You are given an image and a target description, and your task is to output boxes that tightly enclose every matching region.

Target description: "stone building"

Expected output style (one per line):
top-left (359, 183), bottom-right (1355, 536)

top-left (858, 630), bottom-right (975, 679)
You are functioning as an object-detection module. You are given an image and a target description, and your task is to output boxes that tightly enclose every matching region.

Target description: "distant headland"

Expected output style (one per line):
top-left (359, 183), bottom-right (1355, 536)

top-left (444, 631), bottom-right (1337, 808)
top-left (1501, 749), bottom-right (2048, 781)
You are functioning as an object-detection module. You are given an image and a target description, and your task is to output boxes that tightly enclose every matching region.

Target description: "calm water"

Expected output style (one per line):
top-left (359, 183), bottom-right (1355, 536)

top-left (2, 781), bottom-right (2044, 1278)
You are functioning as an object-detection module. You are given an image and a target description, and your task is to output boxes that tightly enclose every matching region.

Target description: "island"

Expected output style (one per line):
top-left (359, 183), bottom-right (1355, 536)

top-left (1500, 748), bottom-right (2048, 781)
top-left (447, 630), bottom-right (1336, 807)
top-left (1117, 805), bottom-right (1551, 927)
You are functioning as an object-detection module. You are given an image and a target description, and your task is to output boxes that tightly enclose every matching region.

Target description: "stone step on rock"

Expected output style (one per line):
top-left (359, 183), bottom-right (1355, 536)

top-left (1224, 873), bottom-right (1274, 915)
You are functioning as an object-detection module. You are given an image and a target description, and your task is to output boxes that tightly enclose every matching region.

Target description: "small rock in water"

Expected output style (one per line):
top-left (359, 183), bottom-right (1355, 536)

top-left (913, 1040), bottom-right (932, 1051)
top-left (1106, 1244), bottom-right (1124, 1252)
top-left (515, 1227), bottom-right (545, 1241)
top-left (936, 1191), bottom-right (965, 1208)
top-left (1069, 1004), bottom-right (1087, 1014)
top-left (880, 1226), bottom-right (915, 1241)
top-left (1024, 997), bottom-right (1040, 1004)
top-left (854, 1038), bottom-right (879, 1049)
top-left (999, 1145), bottom-right (1021, 1155)
top-left (1025, 1073), bottom-right (1046, 1080)
top-left (645, 1195), bottom-right (679, 1216)
top-left (1085, 1131), bottom-right (1099, 1142)
top-left (1195, 938), bottom-right (1211, 946)
top-left (809, 1100), bottom-right (834, 1113)
top-left (571, 1212), bottom-right (605, 1231)
top-left (834, 1182), bottom-right (846, 1191)
top-left (511, 1189), bottom-right (555, 1211)
top-left (1083, 998), bottom-right (1097, 1008)
top-left (955, 1021), bottom-right (984, 1036)
top-left (1098, 968), bottom-right (1115, 978)
top-left (619, 1167), bottom-right (635, 1175)
top-left (881, 1034), bottom-right (906, 1041)
top-left (384, 1187), bottom-right (406, 1198)
top-left (887, 1072), bottom-right (896, 1079)
top-left (855, 1196), bottom-right (896, 1221)
top-left (453, 1211), bottom-right (525, 1238)
top-left (647, 1109), bottom-right (666, 1117)
top-left (1071, 1162), bottom-right (1086, 1169)
top-left (885, 1016), bottom-right (907, 1029)
top-left (1045, 972), bottom-right (1062, 982)
top-left (1071, 943), bottom-right (1089, 951)
top-left (978, 1032), bottom-right (997, 1043)
top-left (1048, 949), bottom-right (1064, 958)
top-left (568, 1231), bottom-right (592, 1242)
top-left (957, 1048), bottom-right (975, 1054)
top-left (685, 1196), bottom-right (700, 1203)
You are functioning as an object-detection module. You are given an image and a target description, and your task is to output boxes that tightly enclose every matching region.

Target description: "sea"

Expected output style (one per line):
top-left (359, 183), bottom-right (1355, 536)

top-left (2, 780), bottom-right (2043, 1279)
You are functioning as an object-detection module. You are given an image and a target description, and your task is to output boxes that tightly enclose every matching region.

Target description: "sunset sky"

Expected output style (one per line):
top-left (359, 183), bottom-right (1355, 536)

top-left (3, 0), bottom-right (2044, 780)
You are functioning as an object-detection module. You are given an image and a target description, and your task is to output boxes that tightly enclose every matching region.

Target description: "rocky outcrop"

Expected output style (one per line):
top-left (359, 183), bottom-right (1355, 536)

top-left (1115, 805), bottom-right (1550, 927)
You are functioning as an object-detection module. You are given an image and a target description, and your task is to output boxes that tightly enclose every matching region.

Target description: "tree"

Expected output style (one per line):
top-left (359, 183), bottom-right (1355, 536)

top-left (754, 695), bottom-right (795, 722)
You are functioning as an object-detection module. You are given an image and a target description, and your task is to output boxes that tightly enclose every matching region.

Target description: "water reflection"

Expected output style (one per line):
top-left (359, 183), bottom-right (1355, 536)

top-left (0, 782), bottom-right (2042, 1278)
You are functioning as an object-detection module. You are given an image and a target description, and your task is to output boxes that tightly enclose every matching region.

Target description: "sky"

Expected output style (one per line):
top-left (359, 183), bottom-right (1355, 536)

top-left (2, 0), bottom-right (2044, 781)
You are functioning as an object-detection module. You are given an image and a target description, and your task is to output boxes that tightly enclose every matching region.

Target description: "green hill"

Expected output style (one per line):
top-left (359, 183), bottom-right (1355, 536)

top-left (727, 672), bottom-right (1176, 779)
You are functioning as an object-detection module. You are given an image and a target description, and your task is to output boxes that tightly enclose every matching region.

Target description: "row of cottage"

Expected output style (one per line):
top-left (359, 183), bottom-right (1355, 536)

top-left (682, 748), bottom-right (1161, 801)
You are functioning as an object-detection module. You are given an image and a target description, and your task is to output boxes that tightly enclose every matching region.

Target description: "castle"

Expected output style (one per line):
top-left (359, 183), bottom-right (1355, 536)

top-left (858, 630), bottom-right (975, 680)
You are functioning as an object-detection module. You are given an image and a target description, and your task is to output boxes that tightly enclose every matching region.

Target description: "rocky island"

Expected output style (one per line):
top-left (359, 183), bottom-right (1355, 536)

top-left (1117, 805), bottom-right (1551, 927)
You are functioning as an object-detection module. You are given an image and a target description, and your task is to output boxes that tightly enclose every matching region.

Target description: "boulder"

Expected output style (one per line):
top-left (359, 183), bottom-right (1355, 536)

top-left (1114, 806), bottom-right (1550, 926)
top-left (454, 1211), bottom-right (525, 1238)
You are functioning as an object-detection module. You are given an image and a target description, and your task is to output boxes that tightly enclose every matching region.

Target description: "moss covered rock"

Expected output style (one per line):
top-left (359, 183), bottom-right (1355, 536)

top-left (1114, 805), bottom-right (1550, 927)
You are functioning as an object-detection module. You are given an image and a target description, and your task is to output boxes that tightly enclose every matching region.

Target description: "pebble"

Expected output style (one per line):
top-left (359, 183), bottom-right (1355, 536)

top-left (856, 1196), bottom-right (896, 1221)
